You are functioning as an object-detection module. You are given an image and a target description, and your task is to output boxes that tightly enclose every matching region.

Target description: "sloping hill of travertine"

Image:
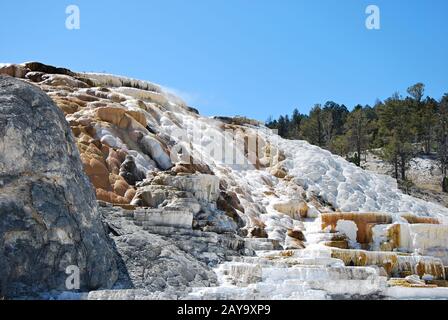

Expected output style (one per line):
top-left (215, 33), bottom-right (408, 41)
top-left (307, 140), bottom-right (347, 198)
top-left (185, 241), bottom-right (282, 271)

top-left (1, 62), bottom-right (448, 299)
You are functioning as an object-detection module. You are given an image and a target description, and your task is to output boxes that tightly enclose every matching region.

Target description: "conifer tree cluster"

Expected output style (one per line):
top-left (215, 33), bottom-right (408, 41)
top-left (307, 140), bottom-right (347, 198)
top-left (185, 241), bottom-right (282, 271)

top-left (266, 84), bottom-right (448, 190)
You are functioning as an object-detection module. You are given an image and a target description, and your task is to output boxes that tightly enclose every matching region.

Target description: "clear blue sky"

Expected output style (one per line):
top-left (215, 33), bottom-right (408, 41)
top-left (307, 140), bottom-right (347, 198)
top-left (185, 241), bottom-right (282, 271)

top-left (1, 0), bottom-right (447, 121)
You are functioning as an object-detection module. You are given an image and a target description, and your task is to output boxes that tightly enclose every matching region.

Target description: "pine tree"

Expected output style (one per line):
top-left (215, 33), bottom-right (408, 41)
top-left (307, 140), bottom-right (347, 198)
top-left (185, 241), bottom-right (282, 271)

top-left (266, 84), bottom-right (446, 187)
top-left (378, 94), bottom-right (415, 180)
top-left (300, 104), bottom-right (325, 147)
top-left (436, 94), bottom-right (448, 192)
top-left (344, 105), bottom-right (369, 166)
top-left (277, 115), bottom-right (287, 137)
top-left (419, 97), bottom-right (437, 154)
top-left (407, 83), bottom-right (425, 103)
top-left (290, 108), bottom-right (303, 139)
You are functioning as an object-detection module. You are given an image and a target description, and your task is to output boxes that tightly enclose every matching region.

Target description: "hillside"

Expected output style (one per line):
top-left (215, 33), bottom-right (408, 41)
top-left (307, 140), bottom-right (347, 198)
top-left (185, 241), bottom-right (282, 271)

top-left (362, 151), bottom-right (448, 209)
top-left (1, 62), bottom-right (448, 300)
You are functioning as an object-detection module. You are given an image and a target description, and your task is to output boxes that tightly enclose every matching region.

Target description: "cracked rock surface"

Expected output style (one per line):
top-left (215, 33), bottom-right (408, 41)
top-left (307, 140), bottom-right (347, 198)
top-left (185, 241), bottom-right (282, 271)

top-left (0, 76), bottom-right (118, 298)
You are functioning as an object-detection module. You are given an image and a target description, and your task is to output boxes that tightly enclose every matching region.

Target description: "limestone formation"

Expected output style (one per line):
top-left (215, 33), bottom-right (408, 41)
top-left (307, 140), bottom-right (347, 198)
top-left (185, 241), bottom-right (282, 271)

top-left (2, 62), bottom-right (448, 300)
top-left (321, 212), bottom-right (392, 244)
top-left (157, 174), bottom-right (220, 204)
top-left (273, 200), bottom-right (308, 220)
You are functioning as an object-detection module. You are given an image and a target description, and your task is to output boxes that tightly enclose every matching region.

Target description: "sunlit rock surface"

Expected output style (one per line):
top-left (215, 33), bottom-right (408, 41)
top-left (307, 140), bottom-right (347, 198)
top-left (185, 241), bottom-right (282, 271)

top-left (2, 62), bottom-right (448, 299)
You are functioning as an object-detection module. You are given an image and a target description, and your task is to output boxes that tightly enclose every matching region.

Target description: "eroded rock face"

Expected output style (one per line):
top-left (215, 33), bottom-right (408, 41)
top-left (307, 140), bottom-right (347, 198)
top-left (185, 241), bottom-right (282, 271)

top-left (100, 206), bottom-right (244, 293)
top-left (0, 76), bottom-right (118, 298)
top-left (157, 174), bottom-right (220, 204)
top-left (130, 173), bottom-right (238, 233)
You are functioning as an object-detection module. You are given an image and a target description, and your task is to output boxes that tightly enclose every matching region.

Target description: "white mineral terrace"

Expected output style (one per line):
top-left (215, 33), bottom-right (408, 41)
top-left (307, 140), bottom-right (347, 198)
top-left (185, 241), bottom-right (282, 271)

top-left (2, 64), bottom-right (448, 299)
top-left (58, 70), bottom-right (448, 299)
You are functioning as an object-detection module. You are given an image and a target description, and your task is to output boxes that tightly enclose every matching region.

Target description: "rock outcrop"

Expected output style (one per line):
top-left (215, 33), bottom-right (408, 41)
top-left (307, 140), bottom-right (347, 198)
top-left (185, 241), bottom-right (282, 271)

top-left (130, 173), bottom-right (238, 233)
top-left (0, 76), bottom-right (118, 298)
top-left (99, 205), bottom-right (245, 294)
top-left (2, 62), bottom-right (448, 300)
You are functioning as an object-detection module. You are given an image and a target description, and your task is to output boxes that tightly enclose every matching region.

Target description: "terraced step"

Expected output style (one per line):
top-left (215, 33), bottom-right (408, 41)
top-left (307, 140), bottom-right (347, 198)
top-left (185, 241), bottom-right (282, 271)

top-left (133, 207), bottom-right (193, 229)
top-left (190, 251), bottom-right (388, 299)
top-left (244, 238), bottom-right (282, 251)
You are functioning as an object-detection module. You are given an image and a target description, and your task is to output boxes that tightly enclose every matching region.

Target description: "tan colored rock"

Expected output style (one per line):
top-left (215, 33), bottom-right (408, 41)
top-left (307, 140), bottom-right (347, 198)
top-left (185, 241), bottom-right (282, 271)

top-left (59, 103), bottom-right (79, 115)
top-left (113, 179), bottom-right (130, 197)
top-left (41, 74), bottom-right (90, 88)
top-left (270, 167), bottom-right (287, 179)
top-left (401, 214), bottom-right (439, 224)
top-left (321, 212), bottom-right (392, 244)
top-left (52, 96), bottom-right (87, 115)
top-left (126, 110), bottom-right (147, 127)
top-left (273, 200), bottom-right (308, 220)
top-left (0, 64), bottom-right (29, 78)
top-left (106, 148), bottom-right (126, 174)
top-left (331, 248), bottom-right (394, 273)
top-left (124, 188), bottom-right (136, 202)
top-left (88, 158), bottom-right (109, 176)
top-left (96, 188), bottom-right (128, 205)
top-left (248, 226), bottom-right (268, 238)
top-left (287, 228), bottom-right (306, 241)
top-left (323, 240), bottom-right (349, 249)
top-left (90, 174), bottom-right (110, 191)
top-left (73, 128), bottom-right (135, 205)
top-left (379, 223), bottom-right (401, 251)
top-left (298, 202), bottom-right (309, 218)
top-left (171, 162), bottom-right (213, 175)
top-left (96, 106), bottom-right (131, 129)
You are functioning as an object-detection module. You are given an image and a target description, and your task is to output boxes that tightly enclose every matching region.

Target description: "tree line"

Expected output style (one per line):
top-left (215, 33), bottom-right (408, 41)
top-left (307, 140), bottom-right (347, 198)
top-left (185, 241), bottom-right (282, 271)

top-left (266, 83), bottom-right (448, 191)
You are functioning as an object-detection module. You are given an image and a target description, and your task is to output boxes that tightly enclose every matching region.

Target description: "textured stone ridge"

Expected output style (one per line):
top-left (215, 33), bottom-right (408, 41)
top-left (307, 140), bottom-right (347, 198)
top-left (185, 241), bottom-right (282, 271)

top-left (0, 75), bottom-right (118, 298)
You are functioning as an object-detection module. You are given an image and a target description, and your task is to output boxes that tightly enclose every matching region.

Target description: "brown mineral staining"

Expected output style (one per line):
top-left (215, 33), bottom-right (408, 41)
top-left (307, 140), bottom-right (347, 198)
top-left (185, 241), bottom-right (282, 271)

top-left (270, 167), bottom-right (287, 179)
top-left (96, 106), bottom-right (131, 129)
top-left (323, 240), bottom-right (349, 249)
top-left (248, 226), bottom-right (268, 238)
top-left (386, 223), bottom-right (401, 250)
top-left (280, 250), bottom-right (294, 257)
top-left (287, 229), bottom-right (306, 241)
top-left (388, 279), bottom-right (437, 288)
top-left (72, 126), bottom-right (135, 205)
top-left (335, 249), bottom-right (400, 278)
top-left (400, 214), bottom-right (440, 225)
top-left (171, 162), bottom-right (214, 175)
top-left (321, 212), bottom-right (392, 244)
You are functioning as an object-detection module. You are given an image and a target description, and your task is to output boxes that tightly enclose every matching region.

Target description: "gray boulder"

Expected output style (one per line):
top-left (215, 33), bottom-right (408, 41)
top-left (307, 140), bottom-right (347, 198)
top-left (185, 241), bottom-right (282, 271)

top-left (100, 206), bottom-right (218, 293)
top-left (119, 155), bottom-right (146, 186)
top-left (0, 75), bottom-right (118, 298)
